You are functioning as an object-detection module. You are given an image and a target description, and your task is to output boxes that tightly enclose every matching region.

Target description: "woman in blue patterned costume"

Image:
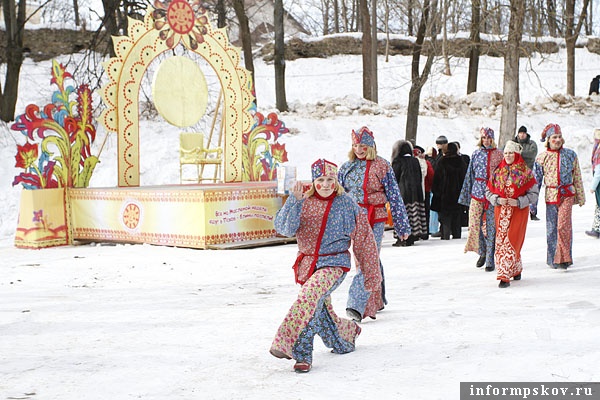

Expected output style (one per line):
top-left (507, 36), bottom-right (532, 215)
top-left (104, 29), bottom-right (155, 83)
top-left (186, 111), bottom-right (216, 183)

top-left (458, 127), bottom-right (504, 271)
top-left (270, 159), bottom-right (381, 373)
top-left (337, 126), bottom-right (411, 322)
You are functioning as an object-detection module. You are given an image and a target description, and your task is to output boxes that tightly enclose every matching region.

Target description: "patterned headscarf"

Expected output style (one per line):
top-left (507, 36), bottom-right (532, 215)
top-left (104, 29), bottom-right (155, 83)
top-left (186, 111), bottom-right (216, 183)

top-left (311, 159), bottom-right (338, 181)
top-left (540, 123), bottom-right (561, 142)
top-left (480, 127), bottom-right (495, 139)
top-left (352, 126), bottom-right (376, 147)
top-left (487, 153), bottom-right (536, 199)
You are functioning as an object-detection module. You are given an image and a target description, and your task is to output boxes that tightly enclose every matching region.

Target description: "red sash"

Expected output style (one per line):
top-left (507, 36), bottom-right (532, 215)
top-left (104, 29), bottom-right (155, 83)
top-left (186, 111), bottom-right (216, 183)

top-left (292, 196), bottom-right (334, 284)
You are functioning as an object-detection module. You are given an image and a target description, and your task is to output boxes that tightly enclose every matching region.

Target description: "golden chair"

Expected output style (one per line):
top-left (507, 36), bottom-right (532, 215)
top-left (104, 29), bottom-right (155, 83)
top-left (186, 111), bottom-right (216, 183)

top-left (179, 132), bottom-right (223, 183)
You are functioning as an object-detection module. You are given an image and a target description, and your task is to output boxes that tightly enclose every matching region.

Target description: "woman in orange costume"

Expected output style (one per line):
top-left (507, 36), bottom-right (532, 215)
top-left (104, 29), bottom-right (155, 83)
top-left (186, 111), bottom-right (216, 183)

top-left (485, 141), bottom-right (539, 288)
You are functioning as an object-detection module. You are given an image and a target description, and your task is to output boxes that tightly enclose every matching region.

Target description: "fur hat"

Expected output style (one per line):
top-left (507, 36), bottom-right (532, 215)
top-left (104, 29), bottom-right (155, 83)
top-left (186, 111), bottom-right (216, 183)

top-left (518, 125), bottom-right (527, 133)
top-left (311, 159), bottom-right (338, 181)
top-left (594, 128), bottom-right (600, 140)
top-left (504, 141), bottom-right (523, 154)
top-left (413, 145), bottom-right (425, 156)
top-left (480, 127), bottom-right (495, 139)
top-left (541, 123), bottom-right (562, 142)
top-left (435, 135), bottom-right (448, 145)
top-left (352, 126), bottom-right (375, 147)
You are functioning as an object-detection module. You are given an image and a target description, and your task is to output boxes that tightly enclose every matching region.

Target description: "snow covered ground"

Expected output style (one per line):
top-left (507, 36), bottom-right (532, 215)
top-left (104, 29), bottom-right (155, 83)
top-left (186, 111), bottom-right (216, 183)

top-left (2, 42), bottom-right (600, 399)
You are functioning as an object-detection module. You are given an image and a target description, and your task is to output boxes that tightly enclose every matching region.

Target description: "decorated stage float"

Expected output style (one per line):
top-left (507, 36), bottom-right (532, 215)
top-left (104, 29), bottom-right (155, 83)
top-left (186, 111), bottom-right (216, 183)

top-left (12, 0), bottom-right (294, 250)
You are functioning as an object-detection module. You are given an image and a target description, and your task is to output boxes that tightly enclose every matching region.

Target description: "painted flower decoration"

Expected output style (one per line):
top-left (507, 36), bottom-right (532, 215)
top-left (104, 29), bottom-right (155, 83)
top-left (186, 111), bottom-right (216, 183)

top-left (242, 111), bottom-right (290, 182)
top-left (15, 142), bottom-right (39, 169)
top-left (152, 0), bottom-right (210, 50)
top-left (12, 60), bottom-right (99, 189)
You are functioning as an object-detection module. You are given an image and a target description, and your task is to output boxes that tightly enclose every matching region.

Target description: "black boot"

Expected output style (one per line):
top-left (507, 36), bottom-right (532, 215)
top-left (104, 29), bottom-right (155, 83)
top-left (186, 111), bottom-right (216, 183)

top-left (346, 308), bottom-right (362, 322)
top-left (476, 255), bottom-right (485, 268)
top-left (392, 238), bottom-right (407, 247)
top-left (530, 213), bottom-right (540, 221)
top-left (498, 280), bottom-right (510, 288)
top-left (513, 273), bottom-right (522, 280)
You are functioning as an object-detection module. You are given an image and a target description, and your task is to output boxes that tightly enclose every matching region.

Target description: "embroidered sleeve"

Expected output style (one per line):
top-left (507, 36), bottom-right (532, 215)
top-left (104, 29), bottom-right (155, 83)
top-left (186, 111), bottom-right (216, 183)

top-left (518, 184), bottom-right (539, 209)
top-left (382, 168), bottom-right (411, 237)
top-left (458, 159), bottom-right (474, 206)
top-left (485, 186), bottom-right (499, 207)
top-left (571, 156), bottom-right (586, 206)
top-left (351, 209), bottom-right (382, 292)
top-left (274, 196), bottom-right (303, 237)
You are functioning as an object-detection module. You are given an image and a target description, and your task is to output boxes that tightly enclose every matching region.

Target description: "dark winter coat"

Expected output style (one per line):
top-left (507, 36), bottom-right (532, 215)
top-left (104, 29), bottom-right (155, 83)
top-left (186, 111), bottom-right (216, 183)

top-left (391, 141), bottom-right (424, 204)
top-left (431, 144), bottom-right (468, 213)
top-left (590, 76), bottom-right (600, 95)
top-left (513, 133), bottom-right (538, 169)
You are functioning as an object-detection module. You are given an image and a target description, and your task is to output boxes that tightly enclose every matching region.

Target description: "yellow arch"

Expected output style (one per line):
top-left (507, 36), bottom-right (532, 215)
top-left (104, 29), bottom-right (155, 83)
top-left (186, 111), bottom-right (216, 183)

top-left (99, 9), bottom-right (254, 186)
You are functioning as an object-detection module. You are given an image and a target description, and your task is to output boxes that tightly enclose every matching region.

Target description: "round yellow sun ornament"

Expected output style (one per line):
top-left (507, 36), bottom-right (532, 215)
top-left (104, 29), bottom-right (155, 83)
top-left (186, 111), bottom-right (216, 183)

top-left (152, 55), bottom-right (208, 127)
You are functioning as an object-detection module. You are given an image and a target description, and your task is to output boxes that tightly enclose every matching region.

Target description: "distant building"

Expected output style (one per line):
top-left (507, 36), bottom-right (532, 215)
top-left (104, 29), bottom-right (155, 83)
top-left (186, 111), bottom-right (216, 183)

top-left (222, 0), bottom-right (310, 46)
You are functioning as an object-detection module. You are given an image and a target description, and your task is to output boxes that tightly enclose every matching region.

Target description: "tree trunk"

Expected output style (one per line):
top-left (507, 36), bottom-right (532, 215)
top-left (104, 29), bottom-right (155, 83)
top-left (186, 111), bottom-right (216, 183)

top-left (73, 0), bottom-right (80, 26)
top-left (499, 0), bottom-right (526, 148)
top-left (371, 0), bottom-right (378, 102)
top-left (216, 0), bottom-right (226, 29)
top-left (101, 0), bottom-right (120, 57)
top-left (333, 0), bottom-right (340, 33)
top-left (360, 0), bottom-right (373, 101)
top-left (384, 0), bottom-right (390, 62)
top-left (565, 0), bottom-right (590, 96)
top-left (467, 0), bottom-right (480, 94)
top-left (405, 0), bottom-right (437, 145)
top-left (233, 0), bottom-right (255, 95)
top-left (407, 0), bottom-right (413, 35)
top-left (441, 0), bottom-right (451, 75)
top-left (546, 0), bottom-right (558, 36)
top-left (274, 0), bottom-right (288, 112)
top-left (0, 0), bottom-right (26, 122)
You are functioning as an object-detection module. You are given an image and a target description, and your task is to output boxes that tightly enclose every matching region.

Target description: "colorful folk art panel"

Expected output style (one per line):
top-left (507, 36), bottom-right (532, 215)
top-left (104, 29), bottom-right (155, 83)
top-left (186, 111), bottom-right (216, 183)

top-left (242, 112), bottom-right (289, 182)
top-left (11, 60), bottom-right (99, 190)
top-left (14, 188), bottom-right (70, 248)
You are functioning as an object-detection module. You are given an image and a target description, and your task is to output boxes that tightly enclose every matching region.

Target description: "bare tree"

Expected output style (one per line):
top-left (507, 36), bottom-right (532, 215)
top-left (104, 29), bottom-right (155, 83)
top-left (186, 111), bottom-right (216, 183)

top-left (441, 0), bottom-right (451, 75)
top-left (360, 0), bottom-right (374, 100)
top-left (370, 0), bottom-right (378, 102)
top-left (546, 0), bottom-right (559, 36)
top-left (498, 0), bottom-right (526, 148)
top-left (216, 0), bottom-right (226, 28)
top-left (407, 0), bottom-right (414, 35)
top-left (232, 0), bottom-right (255, 95)
top-left (0, 0), bottom-right (26, 122)
top-left (564, 0), bottom-right (590, 96)
top-left (274, 0), bottom-right (288, 111)
top-left (467, 0), bottom-right (481, 94)
top-left (405, 0), bottom-right (439, 144)
top-left (73, 0), bottom-right (80, 26)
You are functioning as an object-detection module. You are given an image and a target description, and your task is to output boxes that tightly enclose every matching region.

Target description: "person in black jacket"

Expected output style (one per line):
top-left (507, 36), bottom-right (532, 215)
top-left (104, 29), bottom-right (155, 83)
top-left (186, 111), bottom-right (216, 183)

top-left (590, 75), bottom-right (600, 95)
top-left (431, 142), bottom-right (468, 240)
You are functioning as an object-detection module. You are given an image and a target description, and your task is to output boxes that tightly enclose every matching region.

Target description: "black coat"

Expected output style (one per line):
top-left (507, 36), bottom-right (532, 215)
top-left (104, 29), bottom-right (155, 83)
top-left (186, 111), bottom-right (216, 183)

top-left (431, 154), bottom-right (467, 213)
top-left (391, 141), bottom-right (424, 204)
top-left (590, 76), bottom-right (600, 95)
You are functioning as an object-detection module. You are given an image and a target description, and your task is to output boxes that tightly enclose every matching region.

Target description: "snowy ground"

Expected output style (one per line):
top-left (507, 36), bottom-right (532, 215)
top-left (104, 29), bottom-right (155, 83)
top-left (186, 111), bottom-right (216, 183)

top-left (2, 202), bottom-right (600, 399)
top-left (2, 41), bottom-right (600, 399)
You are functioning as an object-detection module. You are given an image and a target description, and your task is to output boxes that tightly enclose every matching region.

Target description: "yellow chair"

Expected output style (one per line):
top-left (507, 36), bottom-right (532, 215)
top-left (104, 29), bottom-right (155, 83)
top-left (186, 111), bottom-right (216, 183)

top-left (179, 132), bottom-right (223, 183)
